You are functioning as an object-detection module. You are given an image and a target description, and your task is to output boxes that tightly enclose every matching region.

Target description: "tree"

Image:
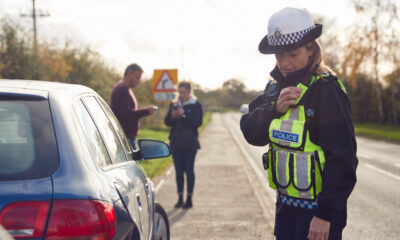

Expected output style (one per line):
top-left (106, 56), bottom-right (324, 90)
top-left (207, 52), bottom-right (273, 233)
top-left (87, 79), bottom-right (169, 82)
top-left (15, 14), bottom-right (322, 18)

top-left (0, 19), bottom-right (44, 80)
top-left (385, 68), bottom-right (400, 124)
top-left (0, 18), bottom-right (119, 102)
top-left (220, 79), bottom-right (247, 108)
top-left (313, 15), bottom-right (341, 73)
top-left (346, 0), bottom-right (399, 123)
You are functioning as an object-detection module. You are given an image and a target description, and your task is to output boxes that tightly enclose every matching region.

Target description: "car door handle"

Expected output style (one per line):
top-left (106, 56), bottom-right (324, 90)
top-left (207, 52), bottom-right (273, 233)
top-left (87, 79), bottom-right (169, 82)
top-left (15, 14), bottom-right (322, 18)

top-left (145, 183), bottom-right (151, 197)
top-left (136, 192), bottom-right (142, 211)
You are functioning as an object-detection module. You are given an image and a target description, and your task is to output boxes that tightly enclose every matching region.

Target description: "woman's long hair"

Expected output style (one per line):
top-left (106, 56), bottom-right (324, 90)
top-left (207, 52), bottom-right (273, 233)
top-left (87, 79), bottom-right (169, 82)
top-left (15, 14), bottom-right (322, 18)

top-left (305, 40), bottom-right (335, 75)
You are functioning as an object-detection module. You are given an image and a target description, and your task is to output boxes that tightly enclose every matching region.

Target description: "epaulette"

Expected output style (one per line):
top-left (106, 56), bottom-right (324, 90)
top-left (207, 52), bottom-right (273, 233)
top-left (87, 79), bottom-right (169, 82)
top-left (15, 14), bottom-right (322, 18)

top-left (264, 78), bottom-right (278, 92)
top-left (319, 73), bottom-right (347, 94)
top-left (264, 78), bottom-right (279, 98)
top-left (320, 73), bottom-right (338, 82)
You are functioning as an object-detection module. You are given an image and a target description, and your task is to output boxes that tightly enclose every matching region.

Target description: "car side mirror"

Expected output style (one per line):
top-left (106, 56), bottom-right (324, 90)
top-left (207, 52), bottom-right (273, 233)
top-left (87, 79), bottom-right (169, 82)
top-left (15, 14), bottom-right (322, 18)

top-left (134, 139), bottom-right (171, 161)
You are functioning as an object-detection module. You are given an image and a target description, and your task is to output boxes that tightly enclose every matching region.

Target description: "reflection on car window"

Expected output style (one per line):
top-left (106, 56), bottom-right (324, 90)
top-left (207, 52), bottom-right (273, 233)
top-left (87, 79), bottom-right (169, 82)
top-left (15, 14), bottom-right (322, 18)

top-left (0, 99), bottom-right (58, 181)
top-left (82, 96), bottom-right (128, 164)
top-left (75, 100), bottom-right (111, 168)
top-left (0, 102), bottom-right (34, 173)
top-left (96, 97), bottom-right (133, 156)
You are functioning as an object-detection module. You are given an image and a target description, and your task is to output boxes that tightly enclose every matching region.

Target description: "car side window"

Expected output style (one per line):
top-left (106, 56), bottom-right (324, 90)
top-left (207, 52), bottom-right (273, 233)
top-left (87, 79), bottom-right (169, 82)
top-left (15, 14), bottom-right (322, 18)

top-left (95, 97), bottom-right (133, 156)
top-left (74, 100), bottom-right (111, 168)
top-left (82, 96), bottom-right (128, 164)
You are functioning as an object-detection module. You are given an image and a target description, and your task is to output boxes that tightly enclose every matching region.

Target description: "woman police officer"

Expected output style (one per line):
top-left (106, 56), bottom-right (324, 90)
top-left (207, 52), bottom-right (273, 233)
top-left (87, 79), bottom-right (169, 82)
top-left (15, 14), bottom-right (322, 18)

top-left (240, 7), bottom-right (358, 240)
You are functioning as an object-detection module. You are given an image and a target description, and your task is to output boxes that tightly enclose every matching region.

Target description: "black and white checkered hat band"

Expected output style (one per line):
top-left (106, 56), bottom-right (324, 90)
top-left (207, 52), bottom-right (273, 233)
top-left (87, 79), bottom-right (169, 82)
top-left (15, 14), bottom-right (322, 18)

top-left (268, 26), bottom-right (315, 46)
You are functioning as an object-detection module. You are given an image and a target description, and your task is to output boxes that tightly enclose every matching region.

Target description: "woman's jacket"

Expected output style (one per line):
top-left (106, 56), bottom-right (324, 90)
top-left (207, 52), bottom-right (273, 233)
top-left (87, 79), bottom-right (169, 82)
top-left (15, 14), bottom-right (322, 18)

top-left (240, 65), bottom-right (358, 227)
top-left (164, 96), bottom-right (203, 151)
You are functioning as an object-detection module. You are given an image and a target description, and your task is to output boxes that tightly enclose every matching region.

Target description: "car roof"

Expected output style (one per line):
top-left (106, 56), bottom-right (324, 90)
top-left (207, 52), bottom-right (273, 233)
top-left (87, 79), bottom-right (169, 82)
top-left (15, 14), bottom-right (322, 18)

top-left (0, 79), bottom-right (94, 98)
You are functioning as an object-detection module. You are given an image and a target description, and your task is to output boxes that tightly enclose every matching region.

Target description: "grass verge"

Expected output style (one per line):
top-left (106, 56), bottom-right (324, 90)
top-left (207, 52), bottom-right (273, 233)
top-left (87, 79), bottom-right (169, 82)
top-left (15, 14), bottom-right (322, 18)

top-left (354, 123), bottom-right (400, 143)
top-left (137, 111), bottom-right (212, 178)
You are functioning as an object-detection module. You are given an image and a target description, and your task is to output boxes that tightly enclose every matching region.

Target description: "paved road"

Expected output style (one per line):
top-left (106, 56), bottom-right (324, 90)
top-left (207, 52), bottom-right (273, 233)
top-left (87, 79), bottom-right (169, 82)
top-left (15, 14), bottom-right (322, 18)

top-left (154, 113), bottom-right (274, 240)
top-left (155, 112), bottom-right (400, 239)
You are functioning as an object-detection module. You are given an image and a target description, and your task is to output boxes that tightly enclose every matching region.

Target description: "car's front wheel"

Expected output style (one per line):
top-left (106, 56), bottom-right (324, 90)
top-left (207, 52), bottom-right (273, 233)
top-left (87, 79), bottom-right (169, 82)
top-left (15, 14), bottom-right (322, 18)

top-left (153, 203), bottom-right (170, 240)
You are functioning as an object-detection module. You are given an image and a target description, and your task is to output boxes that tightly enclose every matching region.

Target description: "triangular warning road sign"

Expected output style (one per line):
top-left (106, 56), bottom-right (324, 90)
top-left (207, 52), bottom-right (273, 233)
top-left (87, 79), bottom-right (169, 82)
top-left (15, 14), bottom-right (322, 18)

top-left (155, 71), bottom-right (176, 91)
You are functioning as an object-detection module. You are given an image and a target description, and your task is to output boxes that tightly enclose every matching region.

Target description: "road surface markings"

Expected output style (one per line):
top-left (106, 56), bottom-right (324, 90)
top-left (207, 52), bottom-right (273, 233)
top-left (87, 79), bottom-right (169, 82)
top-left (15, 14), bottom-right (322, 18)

top-left (223, 115), bottom-right (276, 232)
top-left (155, 179), bottom-right (165, 193)
top-left (166, 167), bottom-right (173, 176)
top-left (357, 153), bottom-right (372, 160)
top-left (226, 119), bottom-right (276, 203)
top-left (155, 166), bottom-right (173, 192)
top-left (365, 163), bottom-right (400, 181)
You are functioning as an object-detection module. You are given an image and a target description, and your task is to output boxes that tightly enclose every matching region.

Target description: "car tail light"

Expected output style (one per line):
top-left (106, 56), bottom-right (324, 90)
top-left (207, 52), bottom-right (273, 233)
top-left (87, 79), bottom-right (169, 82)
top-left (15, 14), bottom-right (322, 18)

top-left (0, 200), bottom-right (115, 240)
top-left (0, 201), bottom-right (50, 238)
top-left (45, 200), bottom-right (116, 240)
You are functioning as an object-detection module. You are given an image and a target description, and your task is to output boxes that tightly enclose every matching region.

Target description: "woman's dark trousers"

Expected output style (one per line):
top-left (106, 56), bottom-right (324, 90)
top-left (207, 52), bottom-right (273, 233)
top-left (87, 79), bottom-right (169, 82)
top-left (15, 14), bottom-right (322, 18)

top-left (274, 202), bottom-right (345, 240)
top-left (172, 149), bottom-right (197, 196)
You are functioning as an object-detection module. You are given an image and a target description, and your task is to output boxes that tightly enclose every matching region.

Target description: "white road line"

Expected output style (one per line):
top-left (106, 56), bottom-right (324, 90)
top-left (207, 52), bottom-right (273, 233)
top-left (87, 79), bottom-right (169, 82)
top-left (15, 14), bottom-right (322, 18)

top-left (154, 166), bottom-right (173, 193)
top-left (365, 163), bottom-right (400, 181)
top-left (224, 116), bottom-right (275, 231)
top-left (166, 167), bottom-right (173, 176)
top-left (155, 179), bottom-right (165, 193)
top-left (224, 117), bottom-right (276, 203)
top-left (357, 153), bottom-right (372, 160)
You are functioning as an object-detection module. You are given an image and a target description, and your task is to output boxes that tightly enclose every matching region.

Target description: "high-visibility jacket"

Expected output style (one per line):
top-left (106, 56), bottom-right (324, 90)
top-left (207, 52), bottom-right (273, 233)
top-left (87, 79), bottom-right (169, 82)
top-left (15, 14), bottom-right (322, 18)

top-left (266, 73), bottom-right (347, 202)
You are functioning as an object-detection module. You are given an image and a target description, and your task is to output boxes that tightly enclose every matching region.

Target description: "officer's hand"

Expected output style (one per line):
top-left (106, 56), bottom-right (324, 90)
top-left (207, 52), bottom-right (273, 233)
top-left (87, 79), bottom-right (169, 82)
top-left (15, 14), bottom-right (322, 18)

top-left (276, 86), bottom-right (302, 113)
top-left (147, 105), bottom-right (158, 115)
top-left (307, 216), bottom-right (330, 240)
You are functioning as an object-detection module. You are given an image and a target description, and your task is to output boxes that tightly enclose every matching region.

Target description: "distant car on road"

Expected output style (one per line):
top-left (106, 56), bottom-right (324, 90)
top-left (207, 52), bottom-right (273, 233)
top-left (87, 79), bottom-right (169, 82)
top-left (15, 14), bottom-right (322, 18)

top-left (0, 80), bottom-right (170, 240)
top-left (239, 104), bottom-right (249, 113)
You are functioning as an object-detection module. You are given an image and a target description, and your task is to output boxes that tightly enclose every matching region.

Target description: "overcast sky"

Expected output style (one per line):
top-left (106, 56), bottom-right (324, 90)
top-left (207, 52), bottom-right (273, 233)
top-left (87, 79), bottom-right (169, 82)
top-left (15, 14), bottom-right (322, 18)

top-left (0, 0), bottom-right (357, 90)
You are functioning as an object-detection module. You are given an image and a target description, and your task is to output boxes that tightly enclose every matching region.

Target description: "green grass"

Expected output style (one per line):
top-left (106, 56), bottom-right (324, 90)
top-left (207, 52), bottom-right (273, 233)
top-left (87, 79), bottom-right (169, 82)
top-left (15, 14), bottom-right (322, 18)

top-left (354, 123), bottom-right (400, 143)
top-left (137, 111), bottom-right (212, 178)
top-left (199, 111), bottom-right (211, 133)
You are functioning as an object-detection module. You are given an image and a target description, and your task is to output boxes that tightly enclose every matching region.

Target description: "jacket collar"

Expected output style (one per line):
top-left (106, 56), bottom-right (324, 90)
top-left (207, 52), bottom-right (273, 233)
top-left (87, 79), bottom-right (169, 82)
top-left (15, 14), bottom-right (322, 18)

top-left (177, 95), bottom-right (197, 106)
top-left (270, 64), bottom-right (313, 88)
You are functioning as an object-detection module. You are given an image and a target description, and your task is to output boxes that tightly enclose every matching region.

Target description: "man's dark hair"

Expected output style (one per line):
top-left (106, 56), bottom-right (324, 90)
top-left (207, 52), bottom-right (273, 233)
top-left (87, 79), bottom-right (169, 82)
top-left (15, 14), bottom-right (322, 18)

top-left (123, 63), bottom-right (143, 77)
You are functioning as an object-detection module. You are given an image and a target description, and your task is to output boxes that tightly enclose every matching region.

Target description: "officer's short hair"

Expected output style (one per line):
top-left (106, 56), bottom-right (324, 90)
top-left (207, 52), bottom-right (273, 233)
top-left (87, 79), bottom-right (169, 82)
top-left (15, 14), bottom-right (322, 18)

top-left (123, 63), bottom-right (143, 77)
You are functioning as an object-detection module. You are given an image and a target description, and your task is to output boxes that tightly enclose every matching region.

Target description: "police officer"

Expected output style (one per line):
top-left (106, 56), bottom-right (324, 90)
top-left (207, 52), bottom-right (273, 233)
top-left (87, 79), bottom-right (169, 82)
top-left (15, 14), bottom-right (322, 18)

top-left (240, 7), bottom-right (358, 240)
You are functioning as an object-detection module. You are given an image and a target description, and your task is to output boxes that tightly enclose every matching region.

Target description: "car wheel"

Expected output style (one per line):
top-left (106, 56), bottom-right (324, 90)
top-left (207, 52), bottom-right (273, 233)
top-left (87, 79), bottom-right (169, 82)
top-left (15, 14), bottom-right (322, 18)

top-left (153, 203), bottom-right (170, 240)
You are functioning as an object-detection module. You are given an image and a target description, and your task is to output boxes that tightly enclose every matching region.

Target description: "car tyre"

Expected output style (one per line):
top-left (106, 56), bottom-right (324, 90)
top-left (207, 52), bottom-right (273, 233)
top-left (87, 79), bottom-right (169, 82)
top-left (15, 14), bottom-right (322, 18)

top-left (153, 203), bottom-right (170, 240)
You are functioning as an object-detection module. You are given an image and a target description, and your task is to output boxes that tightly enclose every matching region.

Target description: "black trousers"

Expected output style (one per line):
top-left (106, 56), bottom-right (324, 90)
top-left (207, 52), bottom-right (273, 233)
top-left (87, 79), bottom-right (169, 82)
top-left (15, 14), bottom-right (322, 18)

top-left (172, 149), bottom-right (197, 196)
top-left (274, 202), bottom-right (344, 240)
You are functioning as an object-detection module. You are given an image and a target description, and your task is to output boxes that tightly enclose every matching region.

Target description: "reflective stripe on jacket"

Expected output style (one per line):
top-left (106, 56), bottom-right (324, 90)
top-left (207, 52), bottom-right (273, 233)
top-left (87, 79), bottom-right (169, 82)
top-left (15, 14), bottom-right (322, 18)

top-left (266, 73), bottom-right (346, 202)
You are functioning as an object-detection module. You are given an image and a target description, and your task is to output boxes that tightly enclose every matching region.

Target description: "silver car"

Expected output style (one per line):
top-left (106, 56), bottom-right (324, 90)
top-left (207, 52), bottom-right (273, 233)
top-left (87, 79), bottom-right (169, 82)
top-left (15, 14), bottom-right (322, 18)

top-left (0, 80), bottom-right (170, 240)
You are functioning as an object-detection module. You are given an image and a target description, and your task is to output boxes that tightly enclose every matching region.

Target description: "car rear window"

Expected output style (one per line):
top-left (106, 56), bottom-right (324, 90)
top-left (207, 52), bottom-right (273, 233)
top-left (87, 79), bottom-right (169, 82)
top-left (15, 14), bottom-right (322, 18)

top-left (0, 97), bottom-right (59, 181)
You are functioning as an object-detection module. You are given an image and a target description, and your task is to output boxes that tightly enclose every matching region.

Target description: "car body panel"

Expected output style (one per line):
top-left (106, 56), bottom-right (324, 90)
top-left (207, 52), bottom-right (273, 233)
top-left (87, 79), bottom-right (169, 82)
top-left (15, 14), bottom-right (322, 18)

top-left (0, 177), bottom-right (53, 210)
top-left (0, 80), bottom-right (168, 240)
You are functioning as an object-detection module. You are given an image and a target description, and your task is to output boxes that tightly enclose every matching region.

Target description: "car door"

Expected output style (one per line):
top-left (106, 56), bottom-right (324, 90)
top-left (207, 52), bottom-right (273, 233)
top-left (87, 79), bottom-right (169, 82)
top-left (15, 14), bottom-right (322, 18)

top-left (95, 96), bottom-right (154, 237)
top-left (81, 96), bottom-right (152, 240)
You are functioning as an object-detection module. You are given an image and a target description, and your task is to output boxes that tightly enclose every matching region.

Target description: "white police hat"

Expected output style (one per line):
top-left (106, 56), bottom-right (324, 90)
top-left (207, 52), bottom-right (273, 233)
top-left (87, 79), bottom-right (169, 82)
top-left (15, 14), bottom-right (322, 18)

top-left (258, 7), bottom-right (323, 54)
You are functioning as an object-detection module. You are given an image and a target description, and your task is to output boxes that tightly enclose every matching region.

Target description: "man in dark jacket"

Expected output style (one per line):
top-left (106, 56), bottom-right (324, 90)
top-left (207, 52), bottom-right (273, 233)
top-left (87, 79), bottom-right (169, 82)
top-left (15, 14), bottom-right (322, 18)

top-left (110, 63), bottom-right (157, 148)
